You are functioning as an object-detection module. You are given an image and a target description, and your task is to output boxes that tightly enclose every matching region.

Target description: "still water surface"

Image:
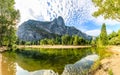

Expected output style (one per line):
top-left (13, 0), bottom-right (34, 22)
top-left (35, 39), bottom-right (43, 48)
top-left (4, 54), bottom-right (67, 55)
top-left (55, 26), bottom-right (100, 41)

top-left (0, 48), bottom-right (107, 75)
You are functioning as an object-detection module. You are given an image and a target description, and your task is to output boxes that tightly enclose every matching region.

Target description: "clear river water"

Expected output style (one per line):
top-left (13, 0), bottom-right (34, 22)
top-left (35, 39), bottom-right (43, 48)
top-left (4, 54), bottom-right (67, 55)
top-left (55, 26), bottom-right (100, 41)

top-left (0, 48), bottom-right (108, 75)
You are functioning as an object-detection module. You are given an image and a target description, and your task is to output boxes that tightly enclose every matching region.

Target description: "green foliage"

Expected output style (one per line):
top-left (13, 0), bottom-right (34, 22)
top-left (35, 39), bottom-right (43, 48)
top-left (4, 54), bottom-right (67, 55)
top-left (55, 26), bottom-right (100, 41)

top-left (108, 31), bottom-right (118, 40)
top-left (108, 30), bottom-right (120, 45)
top-left (100, 23), bottom-right (108, 46)
top-left (0, 0), bottom-right (20, 48)
top-left (47, 39), bottom-right (55, 45)
top-left (108, 69), bottom-right (114, 75)
top-left (73, 35), bottom-right (87, 45)
top-left (92, 0), bottom-right (120, 21)
top-left (96, 37), bottom-right (103, 47)
top-left (40, 39), bottom-right (48, 45)
top-left (62, 34), bottom-right (71, 45)
top-left (118, 29), bottom-right (120, 35)
top-left (91, 38), bottom-right (96, 46)
top-left (93, 24), bottom-right (108, 47)
top-left (73, 35), bottom-right (79, 45)
top-left (54, 36), bottom-right (62, 44)
top-left (17, 34), bottom-right (90, 45)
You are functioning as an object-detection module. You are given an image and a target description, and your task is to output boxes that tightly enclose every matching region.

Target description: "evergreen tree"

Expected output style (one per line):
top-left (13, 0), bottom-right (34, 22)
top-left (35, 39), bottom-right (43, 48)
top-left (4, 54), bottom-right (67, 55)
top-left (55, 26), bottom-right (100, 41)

top-left (91, 37), bottom-right (96, 46)
top-left (100, 23), bottom-right (108, 46)
top-left (0, 0), bottom-right (20, 48)
top-left (61, 34), bottom-right (71, 45)
top-left (73, 35), bottom-right (79, 45)
top-left (55, 36), bottom-right (61, 44)
top-left (48, 39), bottom-right (55, 45)
top-left (40, 39), bottom-right (48, 45)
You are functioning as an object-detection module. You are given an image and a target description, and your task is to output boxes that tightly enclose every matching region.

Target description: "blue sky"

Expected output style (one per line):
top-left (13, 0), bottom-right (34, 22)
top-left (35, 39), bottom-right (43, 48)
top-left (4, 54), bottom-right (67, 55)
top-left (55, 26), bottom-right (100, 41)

top-left (15, 0), bottom-right (120, 36)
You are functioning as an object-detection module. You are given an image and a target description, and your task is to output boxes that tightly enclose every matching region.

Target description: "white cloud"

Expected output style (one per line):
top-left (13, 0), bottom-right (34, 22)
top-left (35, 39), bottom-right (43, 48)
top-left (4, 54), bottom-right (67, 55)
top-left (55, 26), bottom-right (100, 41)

top-left (85, 28), bottom-right (113, 36)
top-left (86, 29), bottom-right (100, 36)
top-left (15, 0), bottom-right (44, 24)
top-left (92, 16), bottom-right (120, 26)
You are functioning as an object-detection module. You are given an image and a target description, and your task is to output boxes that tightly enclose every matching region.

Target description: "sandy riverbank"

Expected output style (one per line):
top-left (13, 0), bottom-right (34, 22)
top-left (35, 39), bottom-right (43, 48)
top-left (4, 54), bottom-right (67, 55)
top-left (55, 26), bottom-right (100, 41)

top-left (18, 45), bottom-right (91, 49)
top-left (94, 46), bottom-right (120, 75)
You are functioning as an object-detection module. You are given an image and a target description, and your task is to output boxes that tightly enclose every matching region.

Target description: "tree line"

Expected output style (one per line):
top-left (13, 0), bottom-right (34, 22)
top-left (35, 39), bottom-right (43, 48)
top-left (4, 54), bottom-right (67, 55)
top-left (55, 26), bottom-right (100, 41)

top-left (17, 23), bottom-right (120, 47)
top-left (16, 35), bottom-right (91, 45)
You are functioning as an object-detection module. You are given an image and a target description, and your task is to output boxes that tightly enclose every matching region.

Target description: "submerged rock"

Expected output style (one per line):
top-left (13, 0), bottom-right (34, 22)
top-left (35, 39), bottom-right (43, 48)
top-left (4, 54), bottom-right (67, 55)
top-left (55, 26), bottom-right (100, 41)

top-left (17, 16), bottom-right (91, 41)
top-left (62, 54), bottom-right (98, 75)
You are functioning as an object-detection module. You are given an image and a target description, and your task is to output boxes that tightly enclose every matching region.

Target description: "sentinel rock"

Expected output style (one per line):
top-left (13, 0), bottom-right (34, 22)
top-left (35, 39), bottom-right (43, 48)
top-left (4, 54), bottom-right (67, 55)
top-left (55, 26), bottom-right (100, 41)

top-left (17, 16), bottom-right (91, 41)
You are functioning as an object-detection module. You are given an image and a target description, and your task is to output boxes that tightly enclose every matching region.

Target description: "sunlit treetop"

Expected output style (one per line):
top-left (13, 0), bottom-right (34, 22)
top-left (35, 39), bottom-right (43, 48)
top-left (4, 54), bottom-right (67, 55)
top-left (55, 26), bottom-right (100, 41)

top-left (92, 0), bottom-right (120, 21)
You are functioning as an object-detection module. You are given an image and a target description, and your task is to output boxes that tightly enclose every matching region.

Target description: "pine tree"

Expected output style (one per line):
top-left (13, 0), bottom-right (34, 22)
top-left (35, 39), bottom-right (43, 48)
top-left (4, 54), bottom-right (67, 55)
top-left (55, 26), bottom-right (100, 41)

top-left (73, 35), bottom-right (79, 45)
top-left (100, 23), bottom-right (108, 46)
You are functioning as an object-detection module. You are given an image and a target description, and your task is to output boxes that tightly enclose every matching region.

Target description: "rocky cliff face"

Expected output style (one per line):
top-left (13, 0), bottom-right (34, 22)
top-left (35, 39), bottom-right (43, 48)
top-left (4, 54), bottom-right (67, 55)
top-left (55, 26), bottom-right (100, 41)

top-left (17, 16), bottom-right (91, 41)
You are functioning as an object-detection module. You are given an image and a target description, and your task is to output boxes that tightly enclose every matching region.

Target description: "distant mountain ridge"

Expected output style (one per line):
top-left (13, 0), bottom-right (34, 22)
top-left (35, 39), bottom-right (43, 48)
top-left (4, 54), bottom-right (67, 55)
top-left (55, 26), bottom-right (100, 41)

top-left (17, 16), bottom-right (91, 41)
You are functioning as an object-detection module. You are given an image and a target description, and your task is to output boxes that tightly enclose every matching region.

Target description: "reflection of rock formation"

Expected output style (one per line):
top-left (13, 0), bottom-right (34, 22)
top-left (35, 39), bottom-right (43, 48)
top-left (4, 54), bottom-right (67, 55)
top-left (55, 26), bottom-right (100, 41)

top-left (29, 54), bottom-right (98, 75)
top-left (62, 54), bottom-right (98, 75)
top-left (31, 70), bottom-right (58, 75)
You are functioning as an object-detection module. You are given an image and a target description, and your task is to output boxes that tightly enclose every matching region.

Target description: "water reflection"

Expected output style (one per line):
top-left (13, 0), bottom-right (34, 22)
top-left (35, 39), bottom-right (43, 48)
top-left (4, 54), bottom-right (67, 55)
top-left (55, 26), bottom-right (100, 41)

top-left (15, 48), bottom-right (94, 74)
top-left (0, 53), bottom-right (16, 75)
top-left (0, 48), bottom-right (105, 75)
top-left (24, 55), bottom-right (98, 75)
top-left (0, 54), bottom-right (2, 75)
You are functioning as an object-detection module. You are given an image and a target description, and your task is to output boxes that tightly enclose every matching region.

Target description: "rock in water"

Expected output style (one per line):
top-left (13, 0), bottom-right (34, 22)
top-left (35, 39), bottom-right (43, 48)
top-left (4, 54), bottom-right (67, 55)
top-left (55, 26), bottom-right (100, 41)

top-left (62, 54), bottom-right (99, 75)
top-left (17, 16), bottom-right (91, 41)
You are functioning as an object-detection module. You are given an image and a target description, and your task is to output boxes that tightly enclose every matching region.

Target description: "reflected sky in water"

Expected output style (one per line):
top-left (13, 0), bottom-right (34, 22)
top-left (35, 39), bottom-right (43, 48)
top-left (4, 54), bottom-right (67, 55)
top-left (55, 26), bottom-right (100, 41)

top-left (16, 64), bottom-right (30, 75)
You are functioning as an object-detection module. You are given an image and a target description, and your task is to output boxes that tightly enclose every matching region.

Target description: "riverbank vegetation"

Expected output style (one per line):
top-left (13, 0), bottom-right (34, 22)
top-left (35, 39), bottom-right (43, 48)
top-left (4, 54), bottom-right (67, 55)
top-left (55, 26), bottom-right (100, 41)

top-left (16, 34), bottom-right (91, 46)
top-left (91, 23), bottom-right (120, 47)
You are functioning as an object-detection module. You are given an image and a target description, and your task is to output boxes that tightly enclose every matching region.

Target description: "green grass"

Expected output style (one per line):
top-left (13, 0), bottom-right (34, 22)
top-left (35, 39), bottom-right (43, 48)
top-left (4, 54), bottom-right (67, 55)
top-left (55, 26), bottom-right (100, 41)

top-left (108, 69), bottom-right (114, 75)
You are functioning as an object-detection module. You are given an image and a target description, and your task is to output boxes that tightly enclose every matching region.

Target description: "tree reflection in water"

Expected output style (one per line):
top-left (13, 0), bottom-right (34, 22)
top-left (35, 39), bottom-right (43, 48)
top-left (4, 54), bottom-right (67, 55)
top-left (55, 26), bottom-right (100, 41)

top-left (1, 52), bottom-right (16, 75)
